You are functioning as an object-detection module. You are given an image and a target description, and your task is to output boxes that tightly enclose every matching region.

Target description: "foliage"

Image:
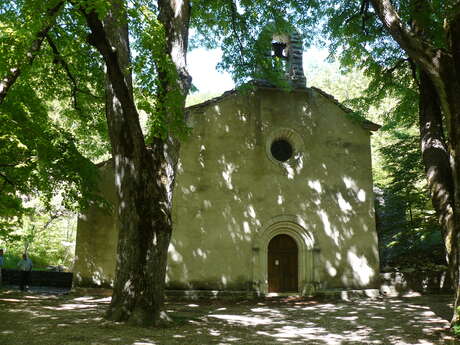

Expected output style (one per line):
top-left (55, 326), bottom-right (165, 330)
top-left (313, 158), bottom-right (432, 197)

top-left (130, 3), bottom-right (190, 141)
top-left (454, 318), bottom-right (460, 336)
top-left (190, 0), bottom-right (321, 88)
top-left (301, 0), bottom-right (458, 275)
top-left (0, 0), bottom-right (343, 240)
top-left (0, 1), bottom-right (110, 234)
top-left (376, 130), bottom-right (444, 268)
top-left (0, 198), bottom-right (77, 270)
top-left (306, 1), bottom-right (421, 130)
top-left (0, 0), bottom-right (335, 239)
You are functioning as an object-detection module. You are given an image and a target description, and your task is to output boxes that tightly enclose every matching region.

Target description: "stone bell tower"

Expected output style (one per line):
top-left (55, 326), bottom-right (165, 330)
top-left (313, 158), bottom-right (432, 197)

top-left (256, 22), bottom-right (307, 89)
top-left (270, 30), bottom-right (306, 89)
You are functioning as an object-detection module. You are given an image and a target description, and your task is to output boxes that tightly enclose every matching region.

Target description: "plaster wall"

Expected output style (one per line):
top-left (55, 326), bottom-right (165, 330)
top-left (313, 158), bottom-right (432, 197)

top-left (168, 87), bottom-right (379, 291)
top-left (73, 87), bottom-right (379, 292)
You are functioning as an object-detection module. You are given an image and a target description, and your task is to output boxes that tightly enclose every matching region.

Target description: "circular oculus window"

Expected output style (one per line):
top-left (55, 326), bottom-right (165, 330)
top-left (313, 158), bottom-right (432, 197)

top-left (266, 128), bottom-right (304, 167)
top-left (270, 139), bottom-right (293, 162)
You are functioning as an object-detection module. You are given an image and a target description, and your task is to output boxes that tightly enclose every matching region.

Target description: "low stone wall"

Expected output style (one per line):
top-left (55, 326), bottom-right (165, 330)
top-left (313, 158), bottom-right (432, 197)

top-left (380, 270), bottom-right (452, 296)
top-left (166, 290), bottom-right (262, 300)
top-left (2, 269), bottom-right (449, 297)
top-left (1, 269), bottom-right (73, 288)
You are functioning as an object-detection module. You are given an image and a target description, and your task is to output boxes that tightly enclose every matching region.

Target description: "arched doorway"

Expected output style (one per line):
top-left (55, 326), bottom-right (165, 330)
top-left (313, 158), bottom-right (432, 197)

top-left (268, 234), bottom-right (298, 292)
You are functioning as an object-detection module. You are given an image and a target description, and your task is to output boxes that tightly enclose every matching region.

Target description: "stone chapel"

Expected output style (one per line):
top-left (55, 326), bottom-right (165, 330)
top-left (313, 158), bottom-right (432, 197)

top-left (73, 28), bottom-right (381, 296)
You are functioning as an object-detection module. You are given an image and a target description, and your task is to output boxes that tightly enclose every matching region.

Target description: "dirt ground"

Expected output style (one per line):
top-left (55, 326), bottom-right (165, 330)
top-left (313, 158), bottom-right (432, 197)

top-left (0, 288), bottom-right (459, 345)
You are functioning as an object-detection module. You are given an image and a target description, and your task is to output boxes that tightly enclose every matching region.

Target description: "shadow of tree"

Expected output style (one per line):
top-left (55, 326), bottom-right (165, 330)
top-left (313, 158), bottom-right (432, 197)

top-left (0, 290), bottom-right (458, 345)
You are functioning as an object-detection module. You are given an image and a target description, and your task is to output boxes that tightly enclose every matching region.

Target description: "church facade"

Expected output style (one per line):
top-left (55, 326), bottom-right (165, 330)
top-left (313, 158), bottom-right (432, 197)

top-left (74, 30), bottom-right (380, 295)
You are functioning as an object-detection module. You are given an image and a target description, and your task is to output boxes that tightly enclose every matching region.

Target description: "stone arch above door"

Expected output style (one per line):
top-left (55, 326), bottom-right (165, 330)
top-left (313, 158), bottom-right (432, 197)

top-left (252, 215), bottom-right (317, 295)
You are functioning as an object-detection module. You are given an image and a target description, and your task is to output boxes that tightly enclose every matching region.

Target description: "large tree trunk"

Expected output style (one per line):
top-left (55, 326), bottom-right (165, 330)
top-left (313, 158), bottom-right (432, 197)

top-left (419, 70), bottom-right (457, 275)
top-left (411, 3), bottom-right (457, 265)
top-left (84, 4), bottom-right (169, 326)
top-left (444, 8), bottom-right (460, 327)
top-left (82, 0), bottom-right (190, 326)
top-left (0, 1), bottom-right (63, 105)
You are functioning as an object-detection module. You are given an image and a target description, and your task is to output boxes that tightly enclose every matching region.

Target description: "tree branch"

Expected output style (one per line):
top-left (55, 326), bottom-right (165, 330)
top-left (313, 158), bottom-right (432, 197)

top-left (45, 33), bottom-right (102, 112)
top-left (85, 14), bottom-right (134, 107)
top-left (369, 0), bottom-right (440, 77)
top-left (408, 57), bottom-right (420, 88)
top-left (0, 172), bottom-right (15, 187)
top-left (0, 1), bottom-right (64, 105)
top-left (37, 211), bottom-right (65, 234)
top-left (384, 57), bottom-right (408, 75)
top-left (360, 0), bottom-right (371, 34)
top-left (46, 33), bottom-right (80, 111)
top-left (227, 0), bottom-right (246, 68)
top-left (157, 0), bottom-right (192, 93)
top-left (84, 11), bottom-right (136, 118)
top-left (80, 4), bottom-right (147, 158)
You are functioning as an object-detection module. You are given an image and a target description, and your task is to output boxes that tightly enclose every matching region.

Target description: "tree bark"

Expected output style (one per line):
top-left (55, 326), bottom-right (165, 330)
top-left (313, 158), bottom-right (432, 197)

top-left (82, 0), bottom-right (190, 326)
top-left (84, 3), bottom-right (169, 326)
top-left (158, 0), bottom-right (192, 94)
top-left (419, 70), bottom-right (456, 270)
top-left (0, 1), bottom-right (64, 105)
top-left (445, 8), bottom-right (460, 328)
top-left (369, 0), bottom-right (439, 78)
top-left (155, 0), bottom-right (192, 198)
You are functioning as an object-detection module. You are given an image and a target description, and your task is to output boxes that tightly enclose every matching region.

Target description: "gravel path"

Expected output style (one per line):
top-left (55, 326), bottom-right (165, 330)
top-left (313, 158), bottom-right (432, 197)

top-left (0, 288), bottom-right (458, 345)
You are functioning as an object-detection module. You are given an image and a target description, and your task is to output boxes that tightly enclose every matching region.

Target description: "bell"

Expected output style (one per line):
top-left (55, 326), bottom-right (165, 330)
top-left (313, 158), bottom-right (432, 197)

top-left (272, 42), bottom-right (287, 59)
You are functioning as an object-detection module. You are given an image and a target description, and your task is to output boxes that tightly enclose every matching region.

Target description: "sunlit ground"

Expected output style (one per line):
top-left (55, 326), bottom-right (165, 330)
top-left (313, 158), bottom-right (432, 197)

top-left (0, 288), bottom-right (459, 345)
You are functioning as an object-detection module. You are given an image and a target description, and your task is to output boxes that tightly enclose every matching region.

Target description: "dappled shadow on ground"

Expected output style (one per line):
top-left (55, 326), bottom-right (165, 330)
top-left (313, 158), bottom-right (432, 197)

top-left (0, 289), bottom-right (458, 345)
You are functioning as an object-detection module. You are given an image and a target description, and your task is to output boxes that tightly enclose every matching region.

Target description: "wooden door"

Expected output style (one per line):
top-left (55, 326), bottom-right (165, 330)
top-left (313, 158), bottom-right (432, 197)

top-left (268, 234), bottom-right (298, 292)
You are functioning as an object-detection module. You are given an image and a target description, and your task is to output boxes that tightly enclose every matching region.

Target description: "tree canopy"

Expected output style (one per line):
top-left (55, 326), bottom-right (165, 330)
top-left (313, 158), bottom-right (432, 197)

top-left (0, 1), bottom-right (109, 235)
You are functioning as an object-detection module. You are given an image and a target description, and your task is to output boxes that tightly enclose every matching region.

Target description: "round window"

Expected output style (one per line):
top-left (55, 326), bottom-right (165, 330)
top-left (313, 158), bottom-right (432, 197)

top-left (270, 139), bottom-right (293, 162)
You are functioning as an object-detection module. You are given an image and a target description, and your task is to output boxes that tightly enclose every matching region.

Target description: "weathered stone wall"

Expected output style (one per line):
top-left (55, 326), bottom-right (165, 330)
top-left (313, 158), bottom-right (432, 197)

top-left (73, 86), bottom-right (380, 293)
top-left (380, 270), bottom-right (452, 296)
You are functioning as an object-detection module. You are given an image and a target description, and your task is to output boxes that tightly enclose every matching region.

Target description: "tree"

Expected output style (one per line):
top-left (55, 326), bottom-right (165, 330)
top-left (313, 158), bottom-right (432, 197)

top-left (360, 0), bottom-right (460, 328)
top-left (1, 0), bottom-right (191, 325)
top-left (309, 0), bottom-right (460, 328)
top-left (79, 0), bottom-right (191, 325)
top-left (2, 0), bottom-right (325, 326)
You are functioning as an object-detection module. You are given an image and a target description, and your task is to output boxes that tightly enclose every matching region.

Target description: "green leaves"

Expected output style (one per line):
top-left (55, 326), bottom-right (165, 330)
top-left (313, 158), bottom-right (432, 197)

top-left (0, 81), bottom-right (103, 228)
top-left (376, 129), bottom-right (444, 267)
top-left (190, 0), bottom-right (320, 87)
top-left (0, 0), bottom-right (110, 234)
top-left (131, 5), bottom-right (190, 140)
